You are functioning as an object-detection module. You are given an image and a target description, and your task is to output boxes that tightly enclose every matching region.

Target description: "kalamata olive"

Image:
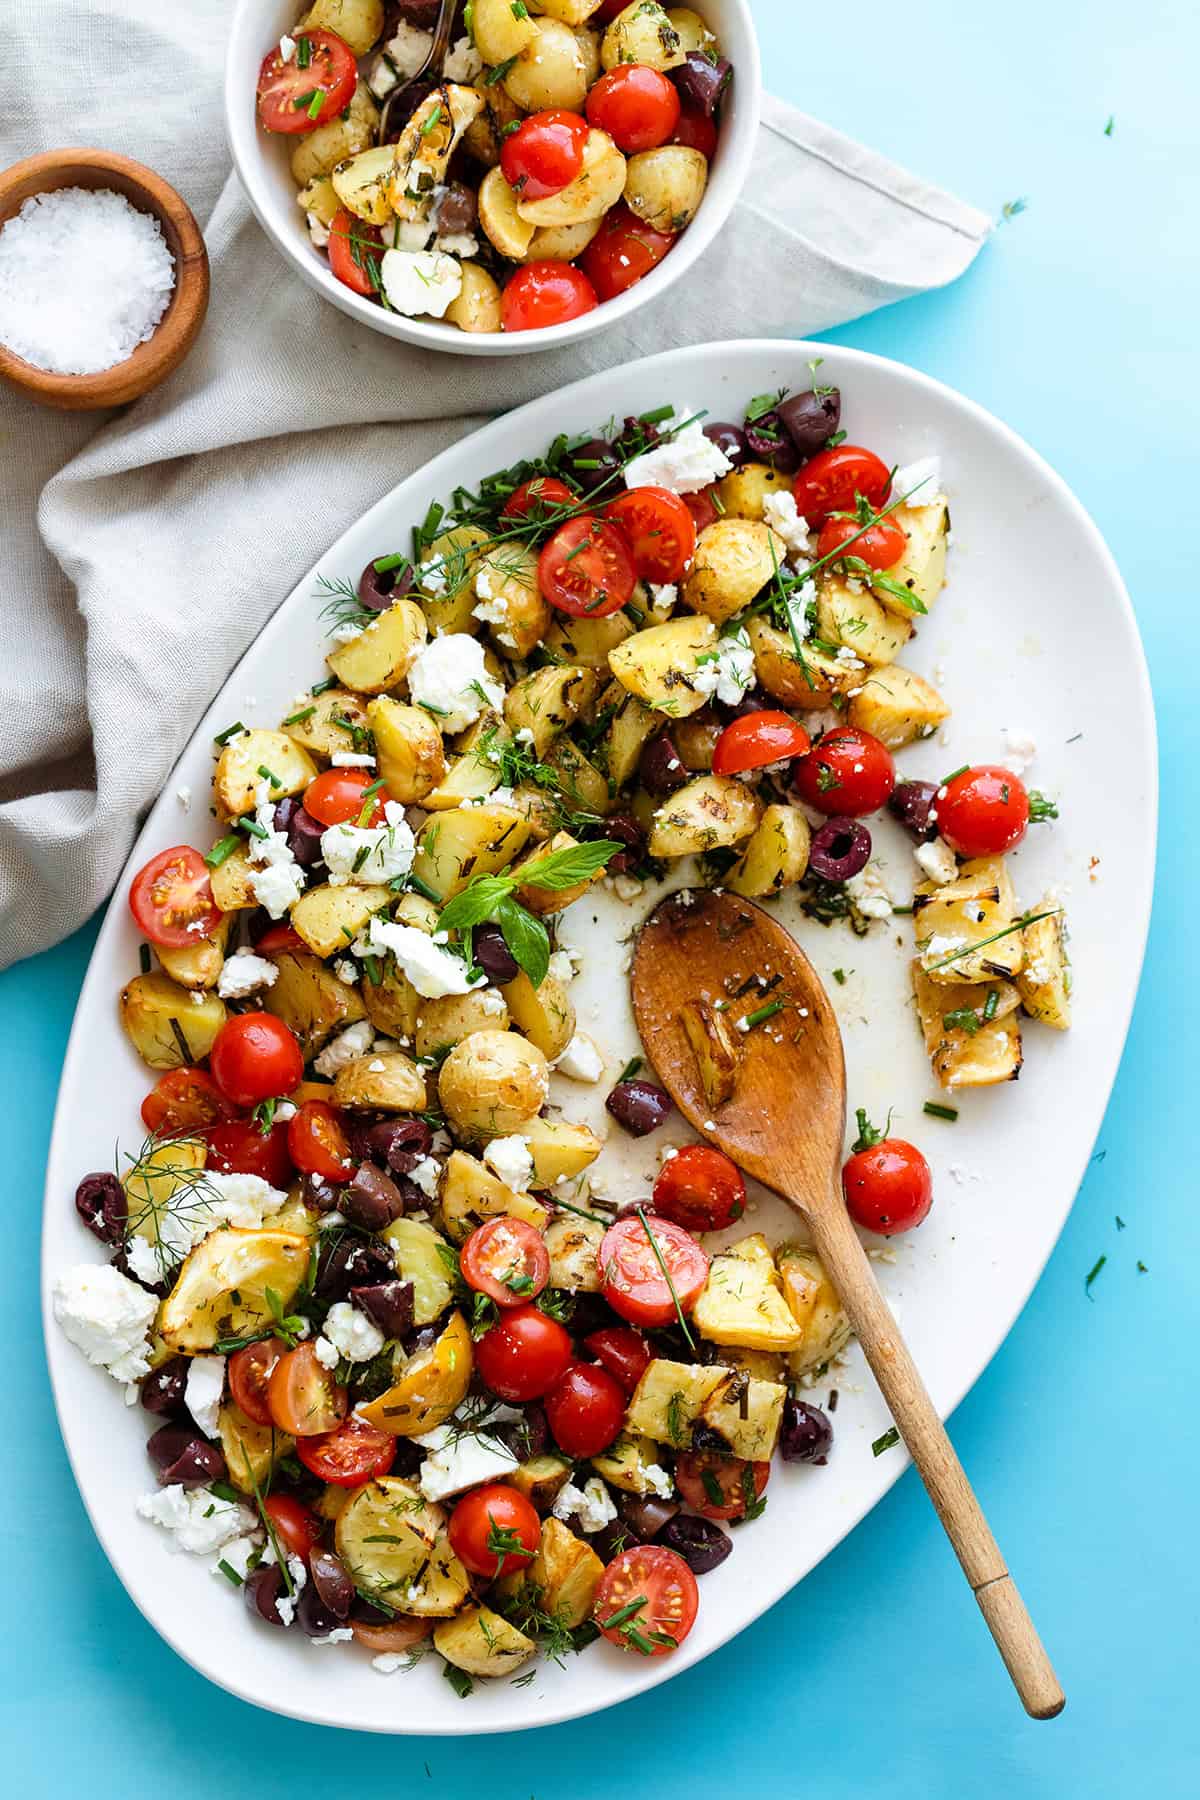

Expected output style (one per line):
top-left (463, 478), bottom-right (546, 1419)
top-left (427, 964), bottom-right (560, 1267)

top-left (244, 1563), bottom-right (287, 1626)
top-left (659, 1513), bottom-right (732, 1574)
top-left (612, 414), bottom-right (661, 461)
top-left (316, 1235), bottom-right (395, 1304)
top-left (606, 1079), bottom-right (673, 1137)
top-left (74, 1171), bottom-right (126, 1246)
top-left (387, 1435), bottom-right (426, 1478)
top-left (433, 180), bottom-right (478, 239)
top-left (358, 556), bottom-right (414, 613)
top-left (672, 50), bottom-right (733, 117)
top-left (566, 1291), bottom-right (615, 1339)
top-left (563, 436), bottom-right (619, 496)
top-left (639, 732), bottom-right (689, 795)
top-left (887, 779), bottom-right (940, 842)
top-left (301, 1172), bottom-right (343, 1213)
top-left (361, 1116), bottom-right (434, 1175)
top-left (350, 1280), bottom-right (415, 1338)
top-left (272, 796), bottom-right (326, 868)
top-left (591, 1518), bottom-right (640, 1560)
top-left (777, 387), bottom-right (841, 457)
top-left (703, 421), bottom-right (749, 467)
top-left (402, 1322), bottom-right (440, 1356)
top-left (147, 1424), bottom-right (227, 1488)
top-left (139, 1356), bottom-right (190, 1418)
top-left (111, 1242), bottom-right (170, 1297)
top-left (617, 1493), bottom-right (679, 1540)
top-left (386, 0), bottom-right (441, 23)
top-left (712, 685), bottom-right (769, 723)
top-left (297, 1581), bottom-right (345, 1639)
top-left (743, 411), bottom-right (801, 472)
top-left (343, 1162), bottom-right (407, 1231)
top-left (780, 1397), bottom-right (834, 1465)
top-left (493, 1403), bottom-right (548, 1462)
top-left (309, 1548), bottom-right (355, 1619)
top-left (601, 813), bottom-right (646, 875)
top-left (472, 920), bottom-right (519, 985)
top-left (807, 817), bottom-right (872, 883)
top-left (381, 76), bottom-right (438, 141)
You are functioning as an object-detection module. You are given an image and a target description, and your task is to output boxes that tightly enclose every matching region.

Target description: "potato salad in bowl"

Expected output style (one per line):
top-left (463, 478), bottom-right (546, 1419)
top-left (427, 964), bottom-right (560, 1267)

top-left (53, 381), bottom-right (1073, 1699)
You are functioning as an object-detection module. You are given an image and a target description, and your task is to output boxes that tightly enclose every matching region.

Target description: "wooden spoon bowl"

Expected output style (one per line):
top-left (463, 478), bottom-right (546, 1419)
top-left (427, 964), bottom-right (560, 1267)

top-left (0, 148), bottom-right (209, 410)
top-left (632, 888), bottom-right (1065, 1719)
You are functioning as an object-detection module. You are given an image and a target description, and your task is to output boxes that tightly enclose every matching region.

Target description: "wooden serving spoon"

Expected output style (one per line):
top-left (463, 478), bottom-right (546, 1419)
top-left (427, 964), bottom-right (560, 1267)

top-left (631, 888), bottom-right (1065, 1720)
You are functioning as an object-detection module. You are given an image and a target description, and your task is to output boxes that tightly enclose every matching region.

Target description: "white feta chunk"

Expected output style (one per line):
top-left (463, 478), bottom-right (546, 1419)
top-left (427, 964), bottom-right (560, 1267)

top-left (482, 1134), bottom-right (534, 1191)
top-left (314, 1018), bottom-right (375, 1078)
top-left (323, 1301), bottom-right (386, 1363)
top-left (380, 249), bottom-right (463, 319)
top-left (443, 33), bottom-right (483, 80)
top-left (313, 1335), bottom-right (339, 1370)
top-left (217, 952), bottom-right (279, 1000)
top-left (321, 804), bottom-right (415, 886)
top-left (624, 408), bottom-right (731, 494)
top-left (846, 862), bottom-right (893, 920)
top-left (554, 1032), bottom-right (604, 1083)
top-left (184, 1354), bottom-right (226, 1439)
top-left (407, 1155), bottom-right (442, 1199)
top-left (137, 1485), bottom-right (257, 1556)
top-left (761, 490), bottom-right (813, 559)
top-left (415, 1426), bottom-right (519, 1502)
top-left (892, 456), bottom-right (944, 506)
top-left (406, 632), bottom-right (504, 733)
top-left (552, 1477), bottom-right (618, 1533)
top-left (1003, 728), bottom-right (1037, 774)
top-left (914, 838), bottom-right (958, 885)
top-left (53, 1263), bottom-right (159, 1383)
top-left (691, 627), bottom-right (755, 705)
top-left (360, 918), bottom-right (485, 999)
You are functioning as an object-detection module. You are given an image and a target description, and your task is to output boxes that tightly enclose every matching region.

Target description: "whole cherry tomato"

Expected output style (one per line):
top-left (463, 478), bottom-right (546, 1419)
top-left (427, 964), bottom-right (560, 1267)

top-left (652, 1144), bottom-right (746, 1233)
top-left (501, 476), bottom-right (577, 521)
top-left (202, 1119), bottom-right (294, 1187)
top-left (474, 1304), bottom-right (574, 1402)
top-left (287, 1100), bottom-right (352, 1183)
top-left (599, 1214), bottom-right (709, 1329)
top-left (792, 445), bottom-right (892, 528)
top-left (501, 110), bottom-right (589, 200)
top-left (502, 261), bottom-right (598, 332)
top-left (229, 1338), bottom-right (287, 1427)
top-left (792, 726), bottom-right (896, 818)
top-left (267, 1342), bottom-right (348, 1438)
top-left (586, 65), bottom-right (681, 153)
top-left (675, 1452), bottom-right (770, 1522)
top-left (605, 486), bottom-right (696, 583)
top-left (129, 845), bottom-right (220, 948)
top-left (460, 1218), bottom-right (551, 1309)
top-left (582, 1325), bottom-right (652, 1394)
top-left (936, 765), bottom-right (1031, 856)
top-left (537, 514), bottom-right (636, 617)
top-left (327, 207), bottom-right (382, 297)
top-left (816, 513), bottom-right (908, 571)
top-left (209, 1013), bottom-right (304, 1108)
top-left (140, 1066), bottom-right (234, 1135)
top-left (545, 1361), bottom-right (627, 1458)
top-left (581, 203), bottom-right (674, 301)
top-left (255, 28), bottom-right (357, 135)
top-left (262, 1493), bottom-right (322, 1558)
top-left (296, 1415), bottom-right (397, 1485)
top-left (448, 1483), bottom-right (541, 1579)
top-left (842, 1115), bottom-right (933, 1236)
top-left (304, 767), bottom-right (385, 827)
top-left (593, 1545), bottom-right (698, 1656)
top-left (711, 710), bottom-right (810, 777)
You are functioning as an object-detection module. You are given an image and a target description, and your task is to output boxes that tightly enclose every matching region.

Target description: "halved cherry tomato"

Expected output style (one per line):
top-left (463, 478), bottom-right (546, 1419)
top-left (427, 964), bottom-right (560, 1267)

top-left (672, 104), bottom-right (718, 157)
top-left (605, 487), bottom-right (696, 583)
top-left (502, 261), bottom-right (599, 332)
top-left (682, 484), bottom-right (720, 532)
top-left (296, 1415), bottom-right (397, 1485)
top-left (327, 207), bottom-right (382, 297)
top-left (675, 1452), bottom-right (769, 1522)
top-left (843, 1130), bottom-right (933, 1236)
top-left (447, 1483), bottom-right (541, 1579)
top-left (792, 725), bottom-right (896, 818)
top-left (651, 1143), bottom-right (746, 1233)
top-left (501, 476), bottom-right (577, 521)
top-left (582, 1325), bottom-right (652, 1394)
top-left (792, 445), bottom-right (892, 528)
top-left (140, 1066), bottom-right (234, 1135)
top-left (474, 1304), bottom-right (574, 1402)
top-left (599, 1214), bottom-right (709, 1329)
top-left (229, 1338), bottom-right (287, 1427)
top-left (545, 1361), bottom-right (626, 1458)
top-left (712, 710), bottom-right (811, 777)
top-left (210, 1012), bottom-right (304, 1108)
top-left (254, 923), bottom-right (305, 955)
top-left (581, 203), bottom-right (674, 302)
top-left (538, 514), bottom-right (636, 618)
top-left (816, 512), bottom-right (908, 571)
top-left (304, 767), bottom-right (385, 827)
top-left (267, 1342), bottom-right (348, 1437)
top-left (256, 28), bottom-right (357, 135)
top-left (936, 765), bottom-right (1030, 857)
top-left (593, 1545), bottom-right (698, 1656)
top-left (501, 109), bottom-right (589, 200)
top-left (351, 1615), bottom-right (432, 1653)
top-left (287, 1099), bottom-right (352, 1183)
top-left (586, 65), bottom-right (680, 153)
top-left (262, 1493), bottom-right (322, 1558)
top-left (202, 1119), bottom-right (294, 1187)
top-left (129, 845), bottom-right (220, 948)
top-left (460, 1217), bottom-right (551, 1309)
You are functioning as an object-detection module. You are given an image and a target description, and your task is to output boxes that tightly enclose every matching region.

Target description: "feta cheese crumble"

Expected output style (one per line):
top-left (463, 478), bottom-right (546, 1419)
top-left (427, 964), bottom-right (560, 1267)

top-left (407, 1155), bottom-right (442, 1200)
top-left (184, 1354), bottom-right (226, 1439)
top-left (761, 489), bottom-right (813, 559)
top-left (443, 34), bottom-right (483, 80)
top-left (369, 22), bottom-right (433, 97)
top-left (313, 1335), bottom-right (339, 1371)
top-left (1003, 728), bottom-right (1037, 774)
top-left (892, 456), bottom-right (943, 506)
top-left (846, 862), bottom-right (894, 920)
top-left (245, 794), bottom-right (305, 918)
top-left (483, 1134), bottom-right (535, 1191)
top-left (914, 838), bottom-right (958, 885)
top-left (53, 1263), bottom-right (158, 1382)
top-left (552, 1478), bottom-right (618, 1534)
top-left (357, 917), bottom-right (485, 999)
top-left (217, 951), bottom-right (279, 1000)
top-left (321, 803), bottom-right (415, 886)
top-left (415, 1425), bottom-right (519, 1503)
top-left (692, 627), bottom-right (755, 705)
top-left (137, 1484), bottom-right (256, 1556)
top-left (380, 249), bottom-right (463, 319)
top-left (406, 632), bottom-right (504, 733)
top-left (323, 1301), bottom-right (385, 1364)
top-left (624, 407), bottom-right (732, 494)
top-left (313, 1019), bottom-right (374, 1078)
top-left (554, 1032), bottom-right (604, 1083)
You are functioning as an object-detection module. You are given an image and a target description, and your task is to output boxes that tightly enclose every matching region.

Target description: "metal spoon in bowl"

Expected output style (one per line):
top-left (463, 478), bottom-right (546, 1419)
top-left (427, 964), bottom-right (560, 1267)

top-left (378, 0), bottom-right (460, 143)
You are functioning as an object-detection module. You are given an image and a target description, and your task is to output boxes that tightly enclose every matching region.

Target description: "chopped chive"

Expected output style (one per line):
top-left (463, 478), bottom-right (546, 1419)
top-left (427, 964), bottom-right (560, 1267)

top-left (307, 88), bottom-right (325, 119)
top-left (832, 968), bottom-right (847, 985)
top-left (204, 835), bottom-right (241, 869)
top-left (210, 1480), bottom-right (239, 1503)
top-left (282, 706), bottom-right (317, 727)
top-left (485, 55), bottom-right (519, 84)
top-left (256, 764), bottom-right (281, 787)
top-left (138, 943), bottom-right (152, 974)
top-left (942, 765), bottom-right (969, 784)
top-left (216, 1558), bottom-right (243, 1587)
top-left (923, 1101), bottom-right (958, 1122)
top-left (407, 874), bottom-right (441, 903)
top-left (213, 721), bottom-right (245, 746)
top-left (741, 999), bottom-right (785, 1030)
top-left (296, 33), bottom-right (312, 67)
top-left (617, 1056), bottom-right (643, 1083)
top-left (982, 988), bottom-right (999, 1022)
top-left (237, 816), bottom-right (269, 841)
top-left (311, 676), bottom-right (337, 696)
top-left (1084, 1254), bottom-right (1107, 1298)
top-left (872, 1426), bottom-right (900, 1457)
top-left (420, 103), bottom-right (443, 135)
top-left (638, 404), bottom-right (675, 425)
top-left (373, 553), bottom-right (408, 573)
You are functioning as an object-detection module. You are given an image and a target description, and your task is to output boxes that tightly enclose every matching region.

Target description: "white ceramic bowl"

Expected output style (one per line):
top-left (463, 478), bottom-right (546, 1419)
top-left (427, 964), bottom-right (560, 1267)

top-left (224, 0), bottom-right (761, 356)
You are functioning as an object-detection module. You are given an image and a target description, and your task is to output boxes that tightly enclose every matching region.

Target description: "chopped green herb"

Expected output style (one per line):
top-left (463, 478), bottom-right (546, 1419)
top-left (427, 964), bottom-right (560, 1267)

top-left (923, 1101), bottom-right (958, 1122)
top-left (1084, 1254), bottom-right (1107, 1298)
top-left (872, 1426), bottom-right (900, 1457)
top-left (212, 721), bottom-right (245, 746)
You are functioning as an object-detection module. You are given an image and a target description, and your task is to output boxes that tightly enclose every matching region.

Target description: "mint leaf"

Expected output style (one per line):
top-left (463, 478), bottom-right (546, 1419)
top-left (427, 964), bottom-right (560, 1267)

top-left (517, 839), bottom-right (621, 892)
top-left (436, 875), bottom-right (518, 935)
top-left (496, 896), bottom-right (550, 988)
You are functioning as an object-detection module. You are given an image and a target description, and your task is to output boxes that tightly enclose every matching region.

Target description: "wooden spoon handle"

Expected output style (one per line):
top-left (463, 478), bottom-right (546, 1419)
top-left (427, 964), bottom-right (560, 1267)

top-left (806, 1190), bottom-right (1065, 1720)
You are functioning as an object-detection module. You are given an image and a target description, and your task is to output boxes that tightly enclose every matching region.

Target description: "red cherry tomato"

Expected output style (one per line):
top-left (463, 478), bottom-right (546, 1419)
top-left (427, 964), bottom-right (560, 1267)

top-left (594, 0), bottom-right (630, 19)
top-left (675, 1452), bottom-right (769, 1522)
top-left (711, 710), bottom-right (811, 777)
top-left (594, 1545), bottom-right (699, 1656)
top-left (129, 845), bottom-right (220, 948)
top-left (327, 207), bottom-right (382, 297)
top-left (937, 765), bottom-right (1030, 856)
top-left (140, 1066), bottom-right (234, 1135)
top-left (267, 1342), bottom-right (348, 1438)
top-left (262, 1493), bottom-right (322, 1558)
top-left (816, 512), bottom-right (908, 571)
top-left (537, 514), bottom-right (636, 618)
top-left (605, 487), bottom-right (697, 584)
top-left (474, 1304), bottom-right (574, 1402)
top-left (209, 1012), bottom-right (304, 1108)
top-left (304, 767), bottom-right (385, 827)
top-left (582, 1325), bottom-right (652, 1394)
top-left (651, 1144), bottom-right (747, 1234)
top-left (255, 923), bottom-right (306, 955)
top-left (460, 1217), bottom-right (551, 1309)
top-left (792, 445), bottom-right (892, 528)
top-left (201, 1119), bottom-right (294, 1187)
top-left (545, 1361), bottom-right (627, 1458)
top-left (502, 261), bottom-right (598, 332)
top-left (501, 109), bottom-right (589, 200)
top-left (581, 203), bottom-right (674, 302)
top-left (682, 484), bottom-right (720, 533)
top-left (228, 1338), bottom-right (287, 1427)
top-left (256, 28), bottom-right (357, 135)
top-left (296, 1415), bottom-right (398, 1486)
top-left (792, 725), bottom-right (896, 818)
top-left (501, 475), bottom-right (577, 521)
top-left (672, 104), bottom-right (718, 157)
top-left (843, 1134), bottom-right (933, 1236)
top-left (447, 1483), bottom-right (542, 1580)
top-left (287, 1099), bottom-right (352, 1183)
top-left (599, 1214), bottom-right (709, 1329)
top-left (586, 65), bottom-right (681, 153)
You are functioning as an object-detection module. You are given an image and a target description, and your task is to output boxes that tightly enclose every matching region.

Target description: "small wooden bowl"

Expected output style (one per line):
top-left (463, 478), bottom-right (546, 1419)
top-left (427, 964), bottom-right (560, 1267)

top-left (0, 148), bottom-right (210, 411)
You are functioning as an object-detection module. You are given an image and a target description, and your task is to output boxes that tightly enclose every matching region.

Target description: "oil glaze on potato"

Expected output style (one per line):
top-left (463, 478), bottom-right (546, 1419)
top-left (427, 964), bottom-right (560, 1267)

top-left (607, 615), bottom-right (718, 716)
top-left (368, 696), bottom-right (447, 804)
top-left (445, 262), bottom-right (503, 334)
top-left (478, 166), bottom-right (537, 259)
top-left (503, 19), bottom-right (590, 114)
top-left (649, 773), bottom-right (761, 857)
top-left (472, 0), bottom-right (539, 64)
top-left (214, 728), bottom-right (316, 818)
top-left (600, 0), bottom-right (685, 70)
top-left (289, 82), bottom-right (378, 187)
top-left (682, 519), bottom-right (786, 626)
top-left (387, 86), bottom-right (486, 221)
top-left (438, 1030), bottom-right (551, 1138)
top-left (325, 597), bottom-right (427, 694)
top-left (715, 461), bottom-right (791, 522)
top-left (297, 0), bottom-right (384, 56)
top-left (119, 973), bottom-right (226, 1070)
top-left (624, 145), bottom-right (708, 234)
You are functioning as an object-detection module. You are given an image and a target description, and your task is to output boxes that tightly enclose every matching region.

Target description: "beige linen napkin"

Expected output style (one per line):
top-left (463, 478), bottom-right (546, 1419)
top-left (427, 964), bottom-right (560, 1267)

top-left (0, 1), bottom-right (991, 967)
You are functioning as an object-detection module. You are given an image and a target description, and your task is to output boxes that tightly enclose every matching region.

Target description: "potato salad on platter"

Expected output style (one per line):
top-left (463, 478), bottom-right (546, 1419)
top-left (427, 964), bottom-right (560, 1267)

top-left (55, 382), bottom-right (1070, 1695)
top-left (254, 0), bottom-right (734, 333)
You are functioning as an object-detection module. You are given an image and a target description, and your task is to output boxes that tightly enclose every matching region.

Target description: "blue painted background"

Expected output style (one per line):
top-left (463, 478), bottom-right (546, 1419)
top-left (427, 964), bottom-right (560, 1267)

top-left (4, 1), bottom-right (1196, 1792)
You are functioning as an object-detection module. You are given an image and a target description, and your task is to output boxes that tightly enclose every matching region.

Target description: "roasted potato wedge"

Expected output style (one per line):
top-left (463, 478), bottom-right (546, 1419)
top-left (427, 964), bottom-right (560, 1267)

top-left (680, 998), bottom-right (742, 1109)
top-left (155, 913), bottom-right (232, 991)
top-left (624, 144), bottom-right (708, 233)
top-left (331, 1051), bottom-right (427, 1112)
top-left (504, 665), bottom-right (599, 757)
top-left (434, 1605), bottom-right (536, 1677)
top-left (411, 801), bottom-right (533, 901)
top-left (543, 1213), bottom-right (605, 1291)
top-left (477, 165), bottom-right (537, 259)
top-left (911, 962), bottom-right (1025, 1088)
top-left (519, 1114), bottom-right (603, 1186)
top-left (325, 597), bottom-right (427, 694)
top-left (119, 973), bottom-right (227, 1070)
top-left (368, 697), bottom-right (447, 805)
top-left (261, 950), bottom-right (365, 1059)
top-left (600, 0), bottom-right (685, 70)
top-left (608, 616), bottom-right (718, 717)
top-left (416, 988), bottom-right (511, 1062)
top-left (438, 1030), bottom-right (550, 1138)
top-left (297, 0), bottom-right (384, 56)
top-left (438, 1149), bottom-right (549, 1244)
top-left (290, 80), bottom-right (378, 186)
top-left (726, 804), bottom-right (811, 897)
top-left (591, 1432), bottom-right (673, 1496)
top-left (649, 773), bottom-right (761, 858)
top-left (214, 728), bottom-right (317, 818)
top-left (1016, 899), bottom-right (1071, 1029)
top-left (283, 685), bottom-right (370, 759)
top-left (382, 1217), bottom-right (459, 1323)
top-left (290, 882), bottom-right (391, 959)
top-left (693, 1234), bottom-right (804, 1352)
top-left (356, 1312), bottom-right (473, 1436)
top-left (777, 1246), bottom-right (852, 1379)
top-left (515, 128), bottom-right (625, 226)
top-left (846, 664), bottom-right (950, 748)
top-left (500, 968), bottom-right (575, 1059)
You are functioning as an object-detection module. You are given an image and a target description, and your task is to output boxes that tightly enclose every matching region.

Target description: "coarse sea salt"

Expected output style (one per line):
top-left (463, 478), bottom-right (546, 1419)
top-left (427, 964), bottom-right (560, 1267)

top-left (0, 187), bottom-right (175, 375)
